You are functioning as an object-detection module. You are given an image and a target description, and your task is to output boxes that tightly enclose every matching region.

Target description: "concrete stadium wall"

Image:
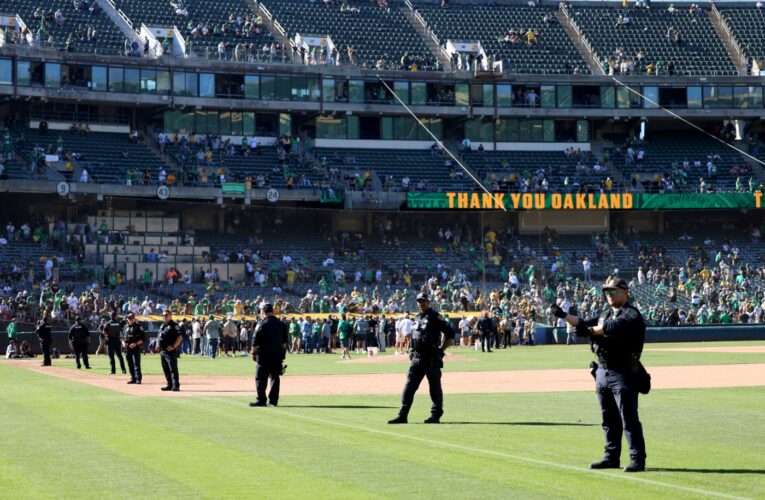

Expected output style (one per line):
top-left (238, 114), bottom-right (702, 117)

top-left (538, 324), bottom-right (765, 345)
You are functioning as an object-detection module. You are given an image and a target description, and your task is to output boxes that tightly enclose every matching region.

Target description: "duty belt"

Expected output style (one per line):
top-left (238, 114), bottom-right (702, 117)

top-left (596, 359), bottom-right (629, 370)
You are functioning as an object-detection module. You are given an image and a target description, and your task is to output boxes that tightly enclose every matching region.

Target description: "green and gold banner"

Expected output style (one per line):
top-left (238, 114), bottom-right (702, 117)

top-left (407, 192), bottom-right (763, 210)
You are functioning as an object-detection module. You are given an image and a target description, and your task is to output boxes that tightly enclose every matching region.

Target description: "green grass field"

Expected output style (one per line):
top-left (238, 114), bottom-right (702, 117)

top-left (1, 341), bottom-right (764, 499)
top-left (50, 340), bottom-right (765, 376)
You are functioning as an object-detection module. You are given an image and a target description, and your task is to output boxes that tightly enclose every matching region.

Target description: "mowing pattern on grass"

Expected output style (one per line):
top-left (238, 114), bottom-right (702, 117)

top-left (0, 362), bottom-right (763, 499)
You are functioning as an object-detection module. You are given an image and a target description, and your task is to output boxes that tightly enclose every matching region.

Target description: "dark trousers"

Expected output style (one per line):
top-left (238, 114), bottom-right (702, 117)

top-left (107, 340), bottom-right (126, 373)
top-left (596, 367), bottom-right (646, 464)
top-left (160, 350), bottom-right (180, 388)
top-left (193, 338), bottom-right (201, 354)
top-left (223, 336), bottom-right (236, 352)
top-left (40, 338), bottom-right (52, 365)
top-left (126, 347), bottom-right (142, 381)
top-left (209, 338), bottom-right (219, 358)
top-left (73, 341), bottom-right (90, 368)
top-left (398, 355), bottom-right (443, 418)
top-left (502, 331), bottom-right (512, 348)
top-left (255, 359), bottom-right (281, 405)
top-left (480, 332), bottom-right (493, 351)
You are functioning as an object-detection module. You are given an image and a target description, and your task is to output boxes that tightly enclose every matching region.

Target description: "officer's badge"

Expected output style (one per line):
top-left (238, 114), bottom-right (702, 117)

top-left (624, 308), bottom-right (638, 320)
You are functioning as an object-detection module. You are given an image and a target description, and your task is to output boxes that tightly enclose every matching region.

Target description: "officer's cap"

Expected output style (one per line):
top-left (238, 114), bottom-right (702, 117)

top-left (416, 293), bottom-right (429, 302)
top-left (262, 303), bottom-right (274, 313)
top-left (602, 278), bottom-right (629, 291)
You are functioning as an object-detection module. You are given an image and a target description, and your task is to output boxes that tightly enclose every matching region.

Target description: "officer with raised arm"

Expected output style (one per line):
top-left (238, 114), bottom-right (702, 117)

top-left (551, 278), bottom-right (648, 472)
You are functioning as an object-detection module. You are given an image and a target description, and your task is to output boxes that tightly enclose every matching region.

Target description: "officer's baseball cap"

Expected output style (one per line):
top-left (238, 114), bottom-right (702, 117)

top-left (262, 303), bottom-right (274, 313)
top-left (416, 293), bottom-right (429, 302)
top-left (602, 278), bottom-right (629, 291)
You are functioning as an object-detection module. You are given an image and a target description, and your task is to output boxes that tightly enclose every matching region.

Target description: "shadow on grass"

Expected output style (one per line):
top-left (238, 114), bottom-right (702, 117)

top-left (440, 422), bottom-right (596, 426)
top-left (277, 404), bottom-right (396, 409)
top-left (650, 468), bottom-right (765, 474)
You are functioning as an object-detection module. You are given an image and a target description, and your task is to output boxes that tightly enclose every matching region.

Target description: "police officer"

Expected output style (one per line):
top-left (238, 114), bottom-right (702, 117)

top-left (551, 278), bottom-right (647, 472)
top-left (68, 316), bottom-right (91, 369)
top-left (123, 312), bottom-right (145, 384)
top-left (104, 312), bottom-right (127, 375)
top-left (155, 309), bottom-right (182, 391)
top-left (249, 303), bottom-right (288, 407)
top-left (36, 316), bottom-right (52, 366)
top-left (389, 293), bottom-right (455, 424)
top-left (477, 311), bottom-right (494, 352)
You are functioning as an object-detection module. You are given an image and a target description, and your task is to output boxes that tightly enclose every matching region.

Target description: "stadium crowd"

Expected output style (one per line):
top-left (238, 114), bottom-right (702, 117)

top-left (3, 212), bottom-right (765, 337)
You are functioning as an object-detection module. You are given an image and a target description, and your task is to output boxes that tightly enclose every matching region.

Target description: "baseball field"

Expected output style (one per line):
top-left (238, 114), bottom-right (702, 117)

top-left (1, 341), bottom-right (764, 499)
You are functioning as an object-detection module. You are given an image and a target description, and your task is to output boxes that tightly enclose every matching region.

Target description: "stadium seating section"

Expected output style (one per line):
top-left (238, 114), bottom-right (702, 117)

top-left (114, 0), bottom-right (276, 57)
top-left (569, 6), bottom-right (738, 76)
top-left (415, 4), bottom-right (590, 75)
top-left (166, 142), bottom-right (327, 188)
top-left (16, 129), bottom-right (167, 184)
top-left (608, 132), bottom-right (750, 193)
top-left (0, 0), bottom-right (127, 54)
top-left (720, 8), bottom-right (765, 68)
top-left (465, 150), bottom-right (614, 192)
top-left (262, 0), bottom-right (435, 69)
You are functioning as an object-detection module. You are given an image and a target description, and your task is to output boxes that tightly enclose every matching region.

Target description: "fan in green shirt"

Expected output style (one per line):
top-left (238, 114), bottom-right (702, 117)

top-left (337, 317), bottom-right (354, 359)
top-left (311, 321), bottom-right (323, 351)
top-left (6, 320), bottom-right (18, 340)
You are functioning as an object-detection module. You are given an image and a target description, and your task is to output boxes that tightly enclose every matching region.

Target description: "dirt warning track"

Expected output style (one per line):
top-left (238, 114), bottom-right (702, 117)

top-left (7, 360), bottom-right (765, 398)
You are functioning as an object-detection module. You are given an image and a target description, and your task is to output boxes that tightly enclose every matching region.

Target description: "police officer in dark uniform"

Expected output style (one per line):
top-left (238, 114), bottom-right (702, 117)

top-left (389, 293), bottom-right (455, 424)
top-left (551, 278), bottom-right (647, 472)
top-left (104, 312), bottom-right (127, 375)
top-left (249, 303), bottom-right (288, 407)
top-left (68, 316), bottom-right (91, 369)
top-left (36, 316), bottom-right (52, 366)
top-left (477, 311), bottom-right (494, 352)
top-left (155, 309), bottom-right (182, 391)
top-left (123, 312), bottom-right (145, 384)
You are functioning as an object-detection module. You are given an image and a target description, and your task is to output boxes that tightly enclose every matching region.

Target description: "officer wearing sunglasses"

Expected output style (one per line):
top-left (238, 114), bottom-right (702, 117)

top-left (550, 278), bottom-right (647, 473)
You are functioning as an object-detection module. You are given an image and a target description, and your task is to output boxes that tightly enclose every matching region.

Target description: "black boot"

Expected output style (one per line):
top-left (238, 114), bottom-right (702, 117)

top-left (589, 458), bottom-right (620, 469)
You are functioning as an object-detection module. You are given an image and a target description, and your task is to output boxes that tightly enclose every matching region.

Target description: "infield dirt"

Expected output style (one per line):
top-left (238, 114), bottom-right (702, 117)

top-left (7, 359), bottom-right (765, 398)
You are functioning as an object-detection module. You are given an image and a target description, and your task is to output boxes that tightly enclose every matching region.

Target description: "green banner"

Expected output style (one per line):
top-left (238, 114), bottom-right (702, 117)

top-left (321, 189), bottom-right (344, 204)
top-left (407, 192), bottom-right (763, 210)
top-left (221, 183), bottom-right (246, 195)
top-left (634, 193), bottom-right (756, 210)
top-left (407, 192), bottom-right (451, 209)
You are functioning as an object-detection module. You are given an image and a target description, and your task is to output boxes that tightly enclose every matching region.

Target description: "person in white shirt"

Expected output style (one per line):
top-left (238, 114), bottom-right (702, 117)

top-left (6, 339), bottom-right (18, 359)
top-left (396, 314), bottom-right (413, 354)
top-left (191, 318), bottom-right (203, 355)
top-left (458, 316), bottom-right (470, 347)
top-left (582, 257), bottom-right (592, 282)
